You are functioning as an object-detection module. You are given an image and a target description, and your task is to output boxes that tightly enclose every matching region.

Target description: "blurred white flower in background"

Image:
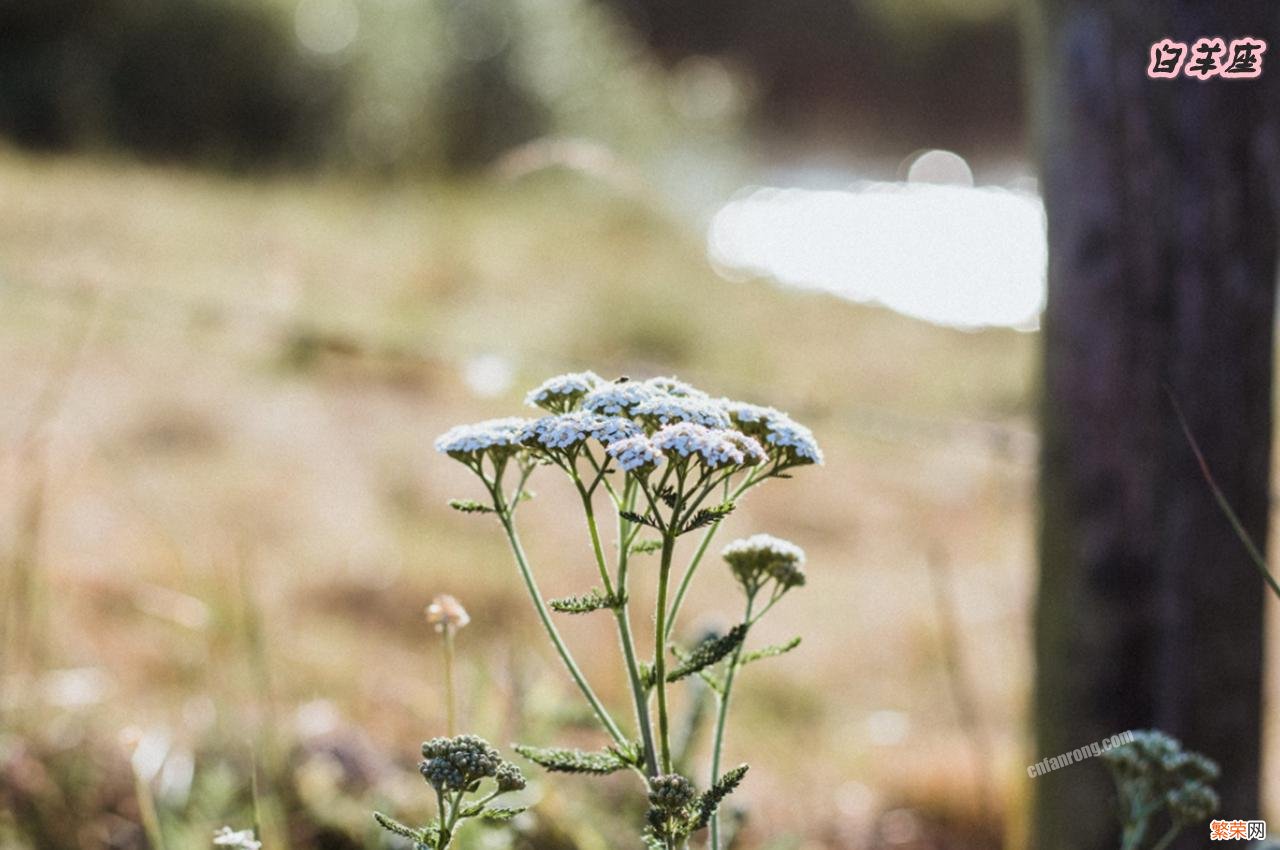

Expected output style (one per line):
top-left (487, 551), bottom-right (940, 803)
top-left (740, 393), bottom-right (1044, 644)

top-left (463, 354), bottom-right (515, 398)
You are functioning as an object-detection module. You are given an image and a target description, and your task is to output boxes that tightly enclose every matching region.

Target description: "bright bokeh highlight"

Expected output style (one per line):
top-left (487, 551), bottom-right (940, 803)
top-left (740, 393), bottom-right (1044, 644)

top-left (707, 162), bottom-right (1047, 331)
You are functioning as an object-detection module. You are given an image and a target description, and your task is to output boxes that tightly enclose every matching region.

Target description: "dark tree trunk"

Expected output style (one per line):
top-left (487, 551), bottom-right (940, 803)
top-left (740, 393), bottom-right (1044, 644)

top-left (1030, 2), bottom-right (1280, 849)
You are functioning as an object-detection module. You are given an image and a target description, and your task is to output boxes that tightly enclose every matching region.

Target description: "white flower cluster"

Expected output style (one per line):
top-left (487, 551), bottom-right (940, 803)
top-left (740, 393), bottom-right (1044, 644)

top-left (581, 381), bottom-right (656, 416)
top-left (435, 372), bottom-right (822, 476)
top-left (607, 434), bottom-right (664, 472)
top-left (525, 371), bottom-right (604, 412)
top-left (631, 395), bottom-right (732, 429)
top-left (644, 376), bottom-right (709, 398)
top-left (721, 533), bottom-right (807, 590)
top-left (721, 533), bottom-right (805, 566)
top-left (213, 828), bottom-right (262, 850)
top-left (651, 423), bottom-right (765, 469)
top-left (519, 412), bottom-right (640, 451)
top-left (721, 400), bottom-right (823, 465)
top-left (435, 418), bottom-right (531, 458)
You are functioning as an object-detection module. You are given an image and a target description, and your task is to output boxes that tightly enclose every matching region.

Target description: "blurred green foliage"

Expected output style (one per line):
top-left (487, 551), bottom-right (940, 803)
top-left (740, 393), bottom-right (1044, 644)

top-left (0, 0), bottom-right (730, 174)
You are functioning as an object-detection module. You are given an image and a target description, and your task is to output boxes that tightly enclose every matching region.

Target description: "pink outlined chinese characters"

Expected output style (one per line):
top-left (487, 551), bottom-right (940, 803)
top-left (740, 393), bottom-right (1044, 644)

top-left (1148, 36), bottom-right (1265, 79)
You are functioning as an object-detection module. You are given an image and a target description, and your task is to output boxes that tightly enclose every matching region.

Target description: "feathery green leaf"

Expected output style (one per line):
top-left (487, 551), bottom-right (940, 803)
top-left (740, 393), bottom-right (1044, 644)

top-left (514, 744), bottom-right (629, 775)
top-left (739, 636), bottom-right (802, 666)
top-left (693, 764), bottom-right (749, 830)
top-left (448, 498), bottom-right (494, 514)
top-left (668, 624), bottom-right (747, 682)
top-left (548, 587), bottom-right (626, 614)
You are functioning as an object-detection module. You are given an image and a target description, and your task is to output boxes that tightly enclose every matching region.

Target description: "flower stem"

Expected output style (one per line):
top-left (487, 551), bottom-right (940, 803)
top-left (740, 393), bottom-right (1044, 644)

top-left (1149, 824), bottom-right (1182, 850)
top-left (498, 512), bottom-right (628, 747)
top-left (442, 625), bottom-right (457, 736)
top-left (708, 592), bottom-right (754, 850)
top-left (581, 489), bottom-right (658, 777)
top-left (664, 478), bottom-right (755, 641)
top-left (653, 533), bottom-right (677, 772)
top-left (664, 521), bottom-right (721, 642)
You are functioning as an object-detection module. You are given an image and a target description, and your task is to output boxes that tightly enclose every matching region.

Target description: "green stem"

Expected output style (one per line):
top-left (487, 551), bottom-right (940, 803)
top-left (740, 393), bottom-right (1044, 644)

top-left (435, 788), bottom-right (450, 850)
top-left (708, 592), bottom-right (754, 850)
top-left (577, 486), bottom-right (617, 597)
top-left (665, 477), bottom-right (756, 641)
top-left (1149, 824), bottom-right (1182, 850)
top-left (498, 512), bottom-right (628, 747)
top-left (443, 626), bottom-right (457, 736)
top-left (653, 533), bottom-right (677, 773)
top-left (597, 488), bottom-right (660, 777)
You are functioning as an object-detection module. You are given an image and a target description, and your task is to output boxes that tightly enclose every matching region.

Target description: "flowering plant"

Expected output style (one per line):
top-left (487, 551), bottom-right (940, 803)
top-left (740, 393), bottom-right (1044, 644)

top-left (1102, 730), bottom-right (1219, 850)
top-left (435, 372), bottom-right (821, 849)
top-left (375, 735), bottom-right (527, 850)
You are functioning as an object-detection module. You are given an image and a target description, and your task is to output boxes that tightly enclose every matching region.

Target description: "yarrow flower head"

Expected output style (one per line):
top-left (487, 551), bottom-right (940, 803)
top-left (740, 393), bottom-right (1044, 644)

top-left (1102, 730), bottom-right (1220, 831)
top-left (420, 735), bottom-right (509, 793)
top-left (651, 423), bottom-right (766, 470)
top-left (519, 412), bottom-right (640, 452)
top-left (525, 371), bottom-right (604, 413)
top-left (213, 828), bottom-right (261, 850)
top-left (1165, 782), bottom-right (1219, 824)
top-left (721, 533), bottom-right (806, 592)
top-left (581, 380), bottom-right (659, 417)
top-left (721, 401), bottom-right (823, 466)
top-left (495, 761), bottom-right (527, 793)
top-left (607, 434), bottom-right (663, 474)
top-left (644, 376), bottom-right (710, 399)
top-left (1100, 730), bottom-right (1219, 786)
top-left (632, 395), bottom-right (732, 429)
top-left (648, 774), bottom-right (697, 810)
top-left (435, 418), bottom-right (531, 462)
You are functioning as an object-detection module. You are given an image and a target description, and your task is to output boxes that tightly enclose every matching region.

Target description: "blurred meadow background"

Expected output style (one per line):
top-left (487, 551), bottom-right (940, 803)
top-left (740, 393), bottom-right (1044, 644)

top-left (3, 1), bottom-right (1272, 849)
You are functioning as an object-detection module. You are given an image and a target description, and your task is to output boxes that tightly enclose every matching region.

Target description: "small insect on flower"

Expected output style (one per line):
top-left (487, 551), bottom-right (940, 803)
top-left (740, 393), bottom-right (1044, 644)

top-left (651, 423), bottom-right (766, 470)
top-left (434, 418), bottom-right (532, 460)
top-left (581, 381), bottom-right (659, 416)
top-left (427, 594), bottom-right (470, 633)
top-left (721, 534), bottom-right (806, 593)
top-left (525, 371), bottom-right (605, 413)
top-left (213, 827), bottom-right (262, 850)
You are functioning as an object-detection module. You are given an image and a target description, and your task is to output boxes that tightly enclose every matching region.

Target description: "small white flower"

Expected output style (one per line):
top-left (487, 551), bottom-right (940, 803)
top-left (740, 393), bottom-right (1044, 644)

top-left (721, 533), bottom-right (807, 590)
top-left (213, 827), bottom-right (262, 850)
top-left (720, 399), bottom-right (778, 427)
top-left (525, 371), bottom-right (604, 412)
top-left (720, 400), bottom-right (823, 465)
top-left (763, 414), bottom-right (823, 465)
top-left (581, 381), bottom-right (658, 416)
top-left (644, 376), bottom-right (709, 399)
top-left (607, 435), bottom-right (663, 473)
top-left (721, 533), bottom-right (805, 566)
top-left (724, 431), bottom-right (768, 466)
top-left (426, 594), bottom-right (470, 632)
top-left (631, 396), bottom-right (732, 429)
top-left (520, 412), bottom-right (640, 451)
top-left (650, 423), bottom-right (765, 470)
top-left (434, 418), bottom-right (531, 459)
